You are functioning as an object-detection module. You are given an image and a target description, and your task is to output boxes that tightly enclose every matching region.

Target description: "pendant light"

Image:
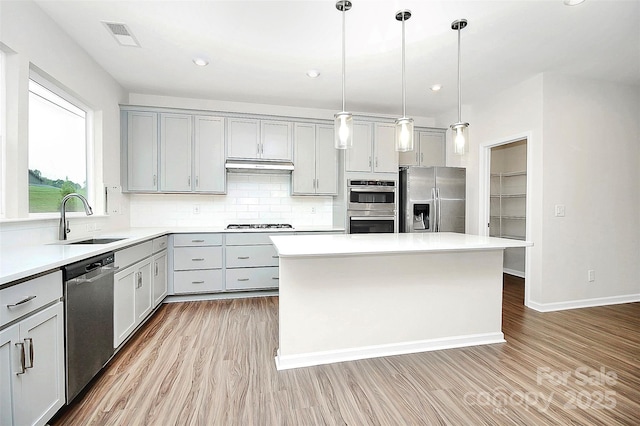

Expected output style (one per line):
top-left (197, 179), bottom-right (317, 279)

top-left (334, 0), bottom-right (353, 149)
top-left (395, 10), bottom-right (413, 152)
top-left (450, 19), bottom-right (469, 155)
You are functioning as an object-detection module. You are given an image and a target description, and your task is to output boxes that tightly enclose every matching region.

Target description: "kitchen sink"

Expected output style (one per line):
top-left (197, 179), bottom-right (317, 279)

top-left (67, 238), bottom-right (126, 245)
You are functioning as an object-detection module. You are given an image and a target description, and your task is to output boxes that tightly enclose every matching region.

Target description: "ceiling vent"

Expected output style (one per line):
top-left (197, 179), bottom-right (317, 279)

top-left (102, 21), bottom-right (140, 47)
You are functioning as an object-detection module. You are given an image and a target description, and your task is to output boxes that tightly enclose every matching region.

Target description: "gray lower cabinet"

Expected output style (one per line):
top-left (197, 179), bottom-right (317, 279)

top-left (0, 271), bottom-right (65, 426)
top-left (172, 233), bottom-right (224, 294)
top-left (225, 233), bottom-right (284, 291)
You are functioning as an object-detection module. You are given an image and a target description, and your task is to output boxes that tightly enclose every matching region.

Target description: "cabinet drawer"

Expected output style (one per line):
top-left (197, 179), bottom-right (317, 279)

top-left (173, 233), bottom-right (222, 247)
top-left (115, 241), bottom-right (153, 269)
top-left (174, 247), bottom-right (222, 270)
top-left (0, 271), bottom-right (62, 327)
top-left (174, 270), bottom-right (224, 294)
top-left (152, 236), bottom-right (168, 253)
top-left (226, 232), bottom-right (291, 246)
top-left (226, 245), bottom-right (278, 268)
top-left (225, 267), bottom-right (279, 290)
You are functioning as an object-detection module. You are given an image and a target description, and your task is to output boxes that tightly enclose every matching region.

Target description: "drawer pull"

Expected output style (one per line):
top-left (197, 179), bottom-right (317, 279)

top-left (272, 277), bottom-right (279, 280)
top-left (192, 281), bottom-right (205, 284)
top-left (191, 258), bottom-right (205, 261)
top-left (237, 278), bottom-right (250, 281)
top-left (272, 255), bottom-right (279, 258)
top-left (15, 343), bottom-right (26, 375)
top-left (237, 256), bottom-right (250, 259)
top-left (192, 239), bottom-right (205, 243)
top-left (6, 295), bottom-right (37, 308)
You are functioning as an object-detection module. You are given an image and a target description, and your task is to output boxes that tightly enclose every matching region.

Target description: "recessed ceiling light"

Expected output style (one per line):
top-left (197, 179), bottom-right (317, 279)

top-left (430, 84), bottom-right (442, 92)
top-left (563, 0), bottom-right (585, 5)
top-left (306, 69), bottom-right (320, 78)
top-left (193, 57), bottom-right (209, 67)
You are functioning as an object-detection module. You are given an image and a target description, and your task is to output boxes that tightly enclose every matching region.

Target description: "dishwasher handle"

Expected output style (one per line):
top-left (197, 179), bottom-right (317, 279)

top-left (70, 266), bottom-right (120, 284)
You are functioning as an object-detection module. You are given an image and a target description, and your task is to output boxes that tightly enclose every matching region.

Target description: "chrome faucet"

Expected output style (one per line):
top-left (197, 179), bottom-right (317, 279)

top-left (59, 193), bottom-right (93, 240)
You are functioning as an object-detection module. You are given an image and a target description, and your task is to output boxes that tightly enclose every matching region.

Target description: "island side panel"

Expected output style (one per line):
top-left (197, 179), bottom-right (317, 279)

top-left (277, 249), bottom-right (504, 367)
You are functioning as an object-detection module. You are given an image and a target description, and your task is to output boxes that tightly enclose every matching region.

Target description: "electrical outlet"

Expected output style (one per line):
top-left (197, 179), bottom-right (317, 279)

top-left (311, 207), bottom-right (316, 214)
top-left (588, 270), bottom-right (595, 282)
top-left (555, 204), bottom-right (565, 217)
top-left (193, 204), bottom-right (201, 214)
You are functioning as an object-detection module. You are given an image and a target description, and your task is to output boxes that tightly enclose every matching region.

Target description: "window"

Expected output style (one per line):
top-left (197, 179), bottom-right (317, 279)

top-left (28, 72), bottom-right (92, 214)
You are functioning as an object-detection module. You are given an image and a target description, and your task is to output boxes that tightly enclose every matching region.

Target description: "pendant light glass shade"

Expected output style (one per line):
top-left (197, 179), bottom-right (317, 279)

top-left (395, 10), bottom-right (413, 152)
top-left (450, 19), bottom-right (469, 155)
top-left (335, 0), bottom-right (352, 149)
top-left (335, 111), bottom-right (353, 149)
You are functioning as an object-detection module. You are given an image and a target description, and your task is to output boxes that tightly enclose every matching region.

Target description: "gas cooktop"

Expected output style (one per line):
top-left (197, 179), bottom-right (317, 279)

top-left (226, 223), bottom-right (294, 230)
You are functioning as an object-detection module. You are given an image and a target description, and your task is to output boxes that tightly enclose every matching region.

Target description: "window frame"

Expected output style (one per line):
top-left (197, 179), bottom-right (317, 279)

top-left (0, 50), bottom-right (6, 218)
top-left (27, 69), bottom-right (95, 218)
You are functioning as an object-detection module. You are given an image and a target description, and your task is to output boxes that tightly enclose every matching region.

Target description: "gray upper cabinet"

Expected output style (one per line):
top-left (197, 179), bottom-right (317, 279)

top-left (125, 111), bottom-right (158, 192)
top-left (193, 115), bottom-right (225, 193)
top-left (345, 122), bottom-right (397, 173)
top-left (122, 108), bottom-right (226, 194)
top-left (292, 123), bottom-right (337, 195)
top-left (399, 129), bottom-right (446, 167)
top-left (227, 118), bottom-right (292, 161)
top-left (160, 113), bottom-right (192, 192)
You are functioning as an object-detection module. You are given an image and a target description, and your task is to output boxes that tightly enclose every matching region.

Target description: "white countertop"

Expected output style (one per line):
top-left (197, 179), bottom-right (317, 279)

top-left (0, 226), bottom-right (345, 286)
top-left (270, 232), bottom-right (533, 258)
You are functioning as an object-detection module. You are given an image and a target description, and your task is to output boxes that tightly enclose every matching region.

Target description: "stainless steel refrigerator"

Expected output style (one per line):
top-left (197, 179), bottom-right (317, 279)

top-left (399, 166), bottom-right (466, 233)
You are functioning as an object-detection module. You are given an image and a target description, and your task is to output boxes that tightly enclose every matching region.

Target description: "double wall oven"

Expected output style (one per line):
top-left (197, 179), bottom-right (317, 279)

top-left (347, 179), bottom-right (396, 234)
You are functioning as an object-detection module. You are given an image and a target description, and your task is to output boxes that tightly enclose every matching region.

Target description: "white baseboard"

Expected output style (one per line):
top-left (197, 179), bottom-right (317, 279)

top-left (164, 289), bottom-right (278, 303)
top-left (503, 268), bottom-right (525, 278)
top-left (527, 293), bottom-right (640, 312)
top-left (274, 332), bottom-right (505, 371)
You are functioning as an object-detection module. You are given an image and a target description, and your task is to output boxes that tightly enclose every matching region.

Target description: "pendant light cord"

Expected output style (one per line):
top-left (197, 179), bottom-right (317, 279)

top-left (402, 15), bottom-right (406, 118)
top-left (457, 25), bottom-right (462, 123)
top-left (342, 6), bottom-right (346, 112)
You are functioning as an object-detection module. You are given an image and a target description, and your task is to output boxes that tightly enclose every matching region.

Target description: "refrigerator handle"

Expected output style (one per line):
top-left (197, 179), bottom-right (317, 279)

top-left (431, 187), bottom-right (438, 232)
top-left (436, 187), bottom-right (441, 232)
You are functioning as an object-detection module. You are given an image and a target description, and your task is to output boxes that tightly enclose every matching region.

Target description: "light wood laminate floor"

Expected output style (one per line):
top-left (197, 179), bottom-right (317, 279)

top-left (53, 276), bottom-right (640, 425)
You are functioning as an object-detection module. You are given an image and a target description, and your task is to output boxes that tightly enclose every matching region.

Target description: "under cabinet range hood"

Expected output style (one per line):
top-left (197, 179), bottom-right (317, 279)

top-left (225, 160), bottom-right (294, 173)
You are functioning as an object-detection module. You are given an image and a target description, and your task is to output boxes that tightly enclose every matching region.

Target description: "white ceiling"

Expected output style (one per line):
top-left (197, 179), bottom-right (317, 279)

top-left (34, 0), bottom-right (640, 118)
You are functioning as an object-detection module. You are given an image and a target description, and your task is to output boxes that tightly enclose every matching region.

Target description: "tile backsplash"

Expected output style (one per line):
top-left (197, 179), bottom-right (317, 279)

top-left (129, 173), bottom-right (334, 228)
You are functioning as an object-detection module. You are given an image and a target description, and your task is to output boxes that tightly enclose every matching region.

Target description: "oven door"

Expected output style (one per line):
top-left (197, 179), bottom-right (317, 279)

top-left (348, 212), bottom-right (396, 234)
top-left (347, 187), bottom-right (396, 211)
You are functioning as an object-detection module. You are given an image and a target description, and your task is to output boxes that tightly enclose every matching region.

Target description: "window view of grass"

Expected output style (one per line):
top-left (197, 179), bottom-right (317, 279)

top-left (28, 169), bottom-right (86, 213)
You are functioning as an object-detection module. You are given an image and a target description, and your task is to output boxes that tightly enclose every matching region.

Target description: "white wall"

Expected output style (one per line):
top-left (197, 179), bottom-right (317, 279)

top-left (0, 0), bottom-right (128, 245)
top-left (539, 73), bottom-right (640, 307)
top-left (441, 72), bottom-right (640, 310)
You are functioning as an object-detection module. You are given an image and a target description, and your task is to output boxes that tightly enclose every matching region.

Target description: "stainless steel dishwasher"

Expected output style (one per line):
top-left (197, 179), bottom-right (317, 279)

top-left (63, 252), bottom-right (117, 403)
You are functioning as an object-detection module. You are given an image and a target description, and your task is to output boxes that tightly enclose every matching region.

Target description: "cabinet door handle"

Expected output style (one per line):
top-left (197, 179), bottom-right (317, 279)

top-left (237, 278), bottom-right (249, 281)
top-left (25, 338), bottom-right (34, 369)
top-left (421, 152), bottom-right (424, 163)
top-left (188, 176), bottom-right (191, 186)
top-left (191, 258), bottom-right (205, 261)
top-left (196, 176), bottom-right (199, 188)
top-left (369, 157), bottom-right (372, 168)
top-left (15, 342), bottom-right (26, 375)
top-left (155, 262), bottom-right (159, 276)
top-left (191, 239), bottom-right (205, 243)
top-left (6, 295), bottom-right (37, 308)
top-left (415, 152), bottom-right (419, 164)
top-left (153, 175), bottom-right (157, 186)
top-left (136, 272), bottom-right (143, 289)
top-left (237, 256), bottom-right (250, 259)
top-left (192, 281), bottom-right (205, 284)
top-left (375, 158), bottom-right (378, 168)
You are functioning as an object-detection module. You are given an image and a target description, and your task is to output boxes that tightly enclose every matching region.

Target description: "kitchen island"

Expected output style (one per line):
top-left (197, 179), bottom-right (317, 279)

top-left (270, 232), bottom-right (532, 370)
